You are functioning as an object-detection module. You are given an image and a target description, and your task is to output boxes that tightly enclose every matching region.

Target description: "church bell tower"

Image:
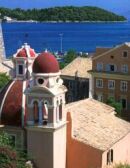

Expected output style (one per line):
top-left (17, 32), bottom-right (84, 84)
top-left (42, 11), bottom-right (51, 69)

top-left (13, 43), bottom-right (36, 80)
top-left (25, 51), bottom-right (67, 168)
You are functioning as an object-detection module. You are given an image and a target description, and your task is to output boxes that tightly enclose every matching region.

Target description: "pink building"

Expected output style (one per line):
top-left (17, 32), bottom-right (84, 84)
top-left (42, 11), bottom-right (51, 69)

top-left (0, 44), bottom-right (130, 168)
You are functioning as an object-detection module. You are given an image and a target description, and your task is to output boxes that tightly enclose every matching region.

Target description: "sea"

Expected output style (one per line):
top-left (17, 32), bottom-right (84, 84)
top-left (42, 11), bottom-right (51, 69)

top-left (2, 22), bottom-right (130, 58)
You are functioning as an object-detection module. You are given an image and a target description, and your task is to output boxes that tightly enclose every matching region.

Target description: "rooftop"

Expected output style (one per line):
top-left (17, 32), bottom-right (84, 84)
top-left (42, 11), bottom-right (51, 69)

top-left (0, 60), bottom-right (13, 75)
top-left (93, 42), bottom-right (130, 60)
top-left (65, 98), bottom-right (130, 151)
top-left (61, 57), bottom-right (92, 79)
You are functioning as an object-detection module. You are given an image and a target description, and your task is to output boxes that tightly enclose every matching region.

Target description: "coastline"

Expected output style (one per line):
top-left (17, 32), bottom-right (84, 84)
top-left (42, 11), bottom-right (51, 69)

top-left (2, 20), bottom-right (128, 24)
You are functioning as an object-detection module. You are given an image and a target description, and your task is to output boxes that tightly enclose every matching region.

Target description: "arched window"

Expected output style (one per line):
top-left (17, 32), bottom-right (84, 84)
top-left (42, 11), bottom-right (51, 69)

top-left (107, 151), bottom-right (109, 165)
top-left (18, 65), bottom-right (23, 75)
top-left (42, 101), bottom-right (48, 125)
top-left (56, 100), bottom-right (59, 122)
top-left (106, 149), bottom-right (113, 165)
top-left (59, 100), bottom-right (62, 121)
top-left (33, 101), bottom-right (38, 123)
top-left (111, 149), bottom-right (113, 163)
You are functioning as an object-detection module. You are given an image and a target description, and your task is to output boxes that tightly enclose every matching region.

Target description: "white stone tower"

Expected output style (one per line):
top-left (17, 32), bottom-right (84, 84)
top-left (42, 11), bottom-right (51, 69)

top-left (25, 51), bottom-right (67, 168)
top-left (0, 21), bottom-right (6, 62)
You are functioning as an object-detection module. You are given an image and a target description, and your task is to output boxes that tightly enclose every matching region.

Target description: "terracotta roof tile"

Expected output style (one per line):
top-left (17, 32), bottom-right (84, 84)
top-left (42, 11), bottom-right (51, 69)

top-left (65, 98), bottom-right (130, 151)
top-left (61, 57), bottom-right (92, 78)
top-left (0, 60), bottom-right (13, 75)
top-left (1, 80), bottom-right (23, 126)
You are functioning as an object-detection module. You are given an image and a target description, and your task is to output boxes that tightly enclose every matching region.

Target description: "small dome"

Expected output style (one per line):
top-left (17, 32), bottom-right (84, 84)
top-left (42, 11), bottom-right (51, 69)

top-left (16, 44), bottom-right (36, 58)
top-left (33, 51), bottom-right (59, 73)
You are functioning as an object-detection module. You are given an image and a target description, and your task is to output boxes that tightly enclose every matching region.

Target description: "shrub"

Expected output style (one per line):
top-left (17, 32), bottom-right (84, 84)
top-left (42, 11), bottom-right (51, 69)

top-left (0, 73), bottom-right (10, 90)
top-left (0, 132), bottom-right (30, 168)
top-left (106, 97), bottom-right (122, 117)
top-left (113, 163), bottom-right (130, 168)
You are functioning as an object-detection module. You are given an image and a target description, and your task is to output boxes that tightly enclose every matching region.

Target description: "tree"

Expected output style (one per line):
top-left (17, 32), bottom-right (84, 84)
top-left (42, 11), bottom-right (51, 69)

top-left (0, 73), bottom-right (10, 90)
top-left (59, 62), bottom-right (66, 69)
top-left (0, 132), bottom-right (31, 168)
top-left (0, 6), bottom-right (126, 22)
top-left (64, 49), bottom-right (76, 64)
top-left (106, 97), bottom-right (122, 117)
top-left (59, 49), bottom-right (77, 69)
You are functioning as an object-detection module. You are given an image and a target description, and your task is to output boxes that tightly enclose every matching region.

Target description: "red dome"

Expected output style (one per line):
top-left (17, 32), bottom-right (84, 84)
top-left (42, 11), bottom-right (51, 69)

top-left (16, 48), bottom-right (35, 58)
top-left (33, 52), bottom-right (59, 73)
top-left (0, 80), bottom-right (24, 126)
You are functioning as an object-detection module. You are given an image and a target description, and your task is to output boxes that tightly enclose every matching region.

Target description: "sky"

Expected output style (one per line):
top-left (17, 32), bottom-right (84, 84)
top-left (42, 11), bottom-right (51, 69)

top-left (0, 0), bottom-right (130, 17)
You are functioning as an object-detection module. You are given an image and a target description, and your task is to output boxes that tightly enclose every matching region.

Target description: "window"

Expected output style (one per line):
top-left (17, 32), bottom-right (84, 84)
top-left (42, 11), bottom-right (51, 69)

top-left (107, 149), bottom-right (113, 165)
top-left (97, 63), bottom-right (103, 71)
top-left (110, 65), bottom-right (115, 71)
top-left (97, 94), bottom-right (103, 102)
top-left (96, 79), bottom-right (103, 88)
top-left (18, 65), bottom-right (23, 75)
top-left (108, 80), bottom-right (115, 89)
top-left (69, 81), bottom-right (73, 89)
top-left (106, 64), bottom-right (117, 72)
top-left (43, 101), bottom-right (48, 122)
top-left (107, 151), bottom-right (110, 165)
top-left (38, 78), bottom-right (44, 85)
top-left (123, 51), bottom-right (128, 58)
top-left (111, 149), bottom-right (113, 163)
top-left (121, 98), bottom-right (127, 109)
top-left (120, 81), bottom-right (127, 91)
top-left (121, 65), bottom-right (128, 73)
top-left (33, 101), bottom-right (38, 123)
top-left (110, 55), bottom-right (114, 59)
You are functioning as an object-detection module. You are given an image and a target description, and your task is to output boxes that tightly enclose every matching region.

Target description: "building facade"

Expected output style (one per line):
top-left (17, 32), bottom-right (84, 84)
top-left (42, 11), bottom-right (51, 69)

top-left (89, 43), bottom-right (130, 120)
top-left (61, 57), bottom-right (92, 103)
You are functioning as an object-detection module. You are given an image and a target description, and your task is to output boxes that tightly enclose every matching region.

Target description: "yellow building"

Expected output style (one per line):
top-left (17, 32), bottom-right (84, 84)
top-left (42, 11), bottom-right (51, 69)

top-left (89, 42), bottom-right (130, 120)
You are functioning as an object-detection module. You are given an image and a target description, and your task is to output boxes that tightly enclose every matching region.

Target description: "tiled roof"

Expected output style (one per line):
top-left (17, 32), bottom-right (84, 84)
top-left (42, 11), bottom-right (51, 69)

top-left (0, 80), bottom-right (23, 126)
top-left (92, 43), bottom-right (130, 60)
top-left (61, 57), bottom-right (92, 78)
top-left (65, 98), bottom-right (130, 151)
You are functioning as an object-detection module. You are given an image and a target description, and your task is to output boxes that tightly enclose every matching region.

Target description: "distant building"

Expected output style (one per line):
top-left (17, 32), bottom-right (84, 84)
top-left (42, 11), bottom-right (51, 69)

top-left (3, 16), bottom-right (14, 22)
top-left (1, 44), bottom-right (130, 168)
top-left (61, 57), bottom-right (92, 103)
top-left (89, 43), bottom-right (130, 120)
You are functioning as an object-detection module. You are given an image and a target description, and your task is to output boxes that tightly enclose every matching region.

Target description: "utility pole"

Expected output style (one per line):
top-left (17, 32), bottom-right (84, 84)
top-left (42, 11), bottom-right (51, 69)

top-left (59, 33), bottom-right (63, 53)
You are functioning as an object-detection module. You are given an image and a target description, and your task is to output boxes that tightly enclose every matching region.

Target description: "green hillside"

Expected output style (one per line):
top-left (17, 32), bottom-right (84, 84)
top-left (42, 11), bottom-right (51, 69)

top-left (0, 6), bottom-right (126, 22)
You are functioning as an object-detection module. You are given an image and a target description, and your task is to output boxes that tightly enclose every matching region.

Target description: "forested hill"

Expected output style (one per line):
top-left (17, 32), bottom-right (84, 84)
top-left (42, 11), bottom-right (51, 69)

top-left (0, 6), bottom-right (126, 22)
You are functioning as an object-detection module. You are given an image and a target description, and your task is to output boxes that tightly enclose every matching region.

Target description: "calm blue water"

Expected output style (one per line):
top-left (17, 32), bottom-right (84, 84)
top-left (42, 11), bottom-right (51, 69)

top-left (2, 22), bottom-right (130, 57)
